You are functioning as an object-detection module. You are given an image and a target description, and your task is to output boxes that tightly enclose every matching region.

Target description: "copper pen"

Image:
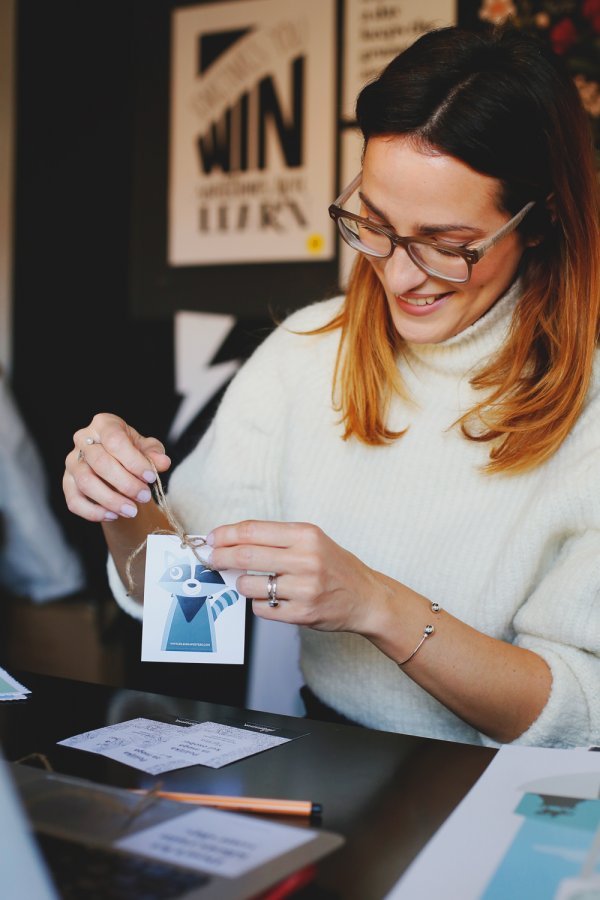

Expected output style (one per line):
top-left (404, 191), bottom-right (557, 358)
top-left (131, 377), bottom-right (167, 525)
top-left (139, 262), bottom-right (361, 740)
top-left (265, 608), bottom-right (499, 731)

top-left (132, 788), bottom-right (322, 817)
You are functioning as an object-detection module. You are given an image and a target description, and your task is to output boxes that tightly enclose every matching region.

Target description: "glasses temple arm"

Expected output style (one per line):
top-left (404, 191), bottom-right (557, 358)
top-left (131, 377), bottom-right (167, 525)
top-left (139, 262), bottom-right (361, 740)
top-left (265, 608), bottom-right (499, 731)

top-left (472, 201), bottom-right (536, 258)
top-left (332, 172), bottom-right (363, 208)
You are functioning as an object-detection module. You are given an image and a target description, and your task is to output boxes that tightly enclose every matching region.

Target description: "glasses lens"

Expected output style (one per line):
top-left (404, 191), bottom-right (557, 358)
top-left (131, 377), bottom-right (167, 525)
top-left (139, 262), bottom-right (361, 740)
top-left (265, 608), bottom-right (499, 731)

top-left (408, 242), bottom-right (469, 282)
top-left (338, 217), bottom-right (392, 258)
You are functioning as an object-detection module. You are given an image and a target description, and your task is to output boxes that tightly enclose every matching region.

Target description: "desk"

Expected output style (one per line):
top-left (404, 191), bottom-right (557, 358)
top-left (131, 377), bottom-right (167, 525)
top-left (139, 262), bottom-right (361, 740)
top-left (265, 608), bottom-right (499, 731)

top-left (1, 672), bottom-right (495, 899)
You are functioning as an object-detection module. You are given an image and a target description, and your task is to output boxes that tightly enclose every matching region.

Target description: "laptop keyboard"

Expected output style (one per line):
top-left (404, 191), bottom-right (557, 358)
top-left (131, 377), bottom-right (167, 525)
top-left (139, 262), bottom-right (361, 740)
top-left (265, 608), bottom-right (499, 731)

top-left (37, 831), bottom-right (211, 899)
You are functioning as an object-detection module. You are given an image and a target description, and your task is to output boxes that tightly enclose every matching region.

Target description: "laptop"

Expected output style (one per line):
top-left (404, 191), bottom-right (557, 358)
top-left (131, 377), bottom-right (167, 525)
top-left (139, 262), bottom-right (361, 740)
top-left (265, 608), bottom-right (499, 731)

top-left (5, 759), bottom-right (344, 900)
top-left (0, 756), bottom-right (58, 900)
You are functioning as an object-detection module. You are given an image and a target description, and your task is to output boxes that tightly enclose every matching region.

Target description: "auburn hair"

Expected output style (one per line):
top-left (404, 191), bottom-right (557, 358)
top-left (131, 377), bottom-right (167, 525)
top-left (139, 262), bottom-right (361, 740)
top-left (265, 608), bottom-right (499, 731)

top-left (313, 26), bottom-right (600, 473)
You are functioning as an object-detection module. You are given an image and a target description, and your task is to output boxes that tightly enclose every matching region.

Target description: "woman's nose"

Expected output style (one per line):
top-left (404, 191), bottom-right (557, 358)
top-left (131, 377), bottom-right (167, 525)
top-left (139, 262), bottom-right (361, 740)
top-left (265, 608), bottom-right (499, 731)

top-left (383, 246), bottom-right (429, 294)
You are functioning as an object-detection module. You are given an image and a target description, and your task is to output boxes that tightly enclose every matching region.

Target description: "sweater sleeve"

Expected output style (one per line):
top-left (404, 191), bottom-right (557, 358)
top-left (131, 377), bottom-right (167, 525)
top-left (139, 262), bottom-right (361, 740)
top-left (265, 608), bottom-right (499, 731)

top-left (108, 307), bottom-right (307, 617)
top-left (483, 450), bottom-right (600, 749)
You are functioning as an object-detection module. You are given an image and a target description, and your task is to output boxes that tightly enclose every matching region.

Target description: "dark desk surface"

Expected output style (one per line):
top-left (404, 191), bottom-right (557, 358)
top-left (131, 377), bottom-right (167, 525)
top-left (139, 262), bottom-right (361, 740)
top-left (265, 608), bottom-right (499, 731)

top-left (1, 672), bottom-right (495, 899)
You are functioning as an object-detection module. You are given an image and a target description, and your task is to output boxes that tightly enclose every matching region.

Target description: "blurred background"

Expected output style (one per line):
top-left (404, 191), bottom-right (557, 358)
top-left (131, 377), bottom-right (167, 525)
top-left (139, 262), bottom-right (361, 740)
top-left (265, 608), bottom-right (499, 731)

top-left (0, 0), bottom-right (597, 712)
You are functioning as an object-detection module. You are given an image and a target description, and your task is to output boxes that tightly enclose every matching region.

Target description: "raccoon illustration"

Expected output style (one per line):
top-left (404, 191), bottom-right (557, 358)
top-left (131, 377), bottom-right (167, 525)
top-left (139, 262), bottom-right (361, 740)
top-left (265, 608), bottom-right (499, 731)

top-left (158, 551), bottom-right (240, 653)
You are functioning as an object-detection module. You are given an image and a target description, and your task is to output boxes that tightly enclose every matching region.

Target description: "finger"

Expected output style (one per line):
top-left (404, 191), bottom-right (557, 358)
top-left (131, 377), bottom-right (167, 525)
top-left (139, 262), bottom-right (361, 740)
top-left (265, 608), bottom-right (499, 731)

top-left (137, 436), bottom-right (171, 475)
top-left (68, 445), bottom-right (153, 518)
top-left (237, 573), bottom-right (292, 600)
top-left (212, 544), bottom-right (294, 575)
top-left (63, 471), bottom-right (119, 523)
top-left (209, 520), bottom-right (306, 550)
top-left (76, 416), bottom-right (171, 485)
top-left (93, 422), bottom-right (168, 484)
top-left (251, 598), bottom-right (295, 622)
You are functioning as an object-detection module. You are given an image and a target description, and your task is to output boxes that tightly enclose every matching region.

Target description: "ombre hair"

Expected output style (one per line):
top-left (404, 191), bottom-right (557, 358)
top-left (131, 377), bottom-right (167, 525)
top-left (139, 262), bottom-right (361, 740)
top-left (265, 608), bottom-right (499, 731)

top-left (315, 26), bottom-right (600, 473)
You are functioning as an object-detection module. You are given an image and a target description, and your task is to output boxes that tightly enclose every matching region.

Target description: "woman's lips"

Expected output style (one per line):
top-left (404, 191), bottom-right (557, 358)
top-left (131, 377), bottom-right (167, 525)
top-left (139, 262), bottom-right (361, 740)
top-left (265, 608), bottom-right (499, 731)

top-left (394, 291), bottom-right (453, 316)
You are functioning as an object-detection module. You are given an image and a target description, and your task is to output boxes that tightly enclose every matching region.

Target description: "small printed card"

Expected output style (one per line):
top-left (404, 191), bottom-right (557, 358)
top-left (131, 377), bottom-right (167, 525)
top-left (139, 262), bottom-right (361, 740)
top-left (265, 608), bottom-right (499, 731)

top-left (58, 716), bottom-right (307, 774)
top-left (116, 806), bottom-right (316, 878)
top-left (0, 667), bottom-right (30, 701)
top-left (142, 533), bottom-right (246, 664)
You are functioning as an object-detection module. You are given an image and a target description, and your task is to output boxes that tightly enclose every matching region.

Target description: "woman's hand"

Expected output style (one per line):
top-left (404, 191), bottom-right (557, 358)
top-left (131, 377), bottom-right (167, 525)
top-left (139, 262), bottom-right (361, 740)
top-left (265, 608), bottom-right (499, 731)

top-left (63, 413), bottom-right (171, 523)
top-left (207, 520), bottom-right (393, 635)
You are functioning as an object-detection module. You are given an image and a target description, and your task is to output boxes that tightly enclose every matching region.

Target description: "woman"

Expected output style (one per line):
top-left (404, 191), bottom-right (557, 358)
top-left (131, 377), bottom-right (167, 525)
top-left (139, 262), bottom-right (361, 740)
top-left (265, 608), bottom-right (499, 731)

top-left (63, 26), bottom-right (600, 748)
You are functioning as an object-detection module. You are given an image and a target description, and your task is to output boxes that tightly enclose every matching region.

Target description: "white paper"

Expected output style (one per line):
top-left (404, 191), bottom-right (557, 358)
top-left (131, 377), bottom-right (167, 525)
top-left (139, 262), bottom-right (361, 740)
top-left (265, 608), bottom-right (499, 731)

top-left (169, 0), bottom-right (336, 265)
top-left (142, 534), bottom-right (246, 664)
top-left (386, 745), bottom-right (600, 899)
top-left (58, 717), bottom-right (290, 774)
top-left (342, 0), bottom-right (457, 121)
top-left (117, 805), bottom-right (316, 878)
top-left (0, 667), bottom-right (30, 701)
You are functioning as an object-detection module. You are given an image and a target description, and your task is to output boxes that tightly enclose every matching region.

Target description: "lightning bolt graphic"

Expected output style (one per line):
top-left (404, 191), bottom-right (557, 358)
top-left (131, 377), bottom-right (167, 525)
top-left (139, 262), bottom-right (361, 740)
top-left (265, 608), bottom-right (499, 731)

top-left (169, 311), bottom-right (240, 444)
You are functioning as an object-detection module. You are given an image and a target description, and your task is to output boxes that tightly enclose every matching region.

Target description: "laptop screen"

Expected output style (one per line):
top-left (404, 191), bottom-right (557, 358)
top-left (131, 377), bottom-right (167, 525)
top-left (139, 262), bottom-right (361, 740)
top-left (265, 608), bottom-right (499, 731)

top-left (0, 754), bottom-right (58, 900)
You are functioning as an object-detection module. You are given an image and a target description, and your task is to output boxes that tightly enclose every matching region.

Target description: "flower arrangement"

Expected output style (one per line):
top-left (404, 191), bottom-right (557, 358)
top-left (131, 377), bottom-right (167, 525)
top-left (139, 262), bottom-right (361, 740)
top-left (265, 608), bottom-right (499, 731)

top-left (478, 0), bottom-right (600, 165)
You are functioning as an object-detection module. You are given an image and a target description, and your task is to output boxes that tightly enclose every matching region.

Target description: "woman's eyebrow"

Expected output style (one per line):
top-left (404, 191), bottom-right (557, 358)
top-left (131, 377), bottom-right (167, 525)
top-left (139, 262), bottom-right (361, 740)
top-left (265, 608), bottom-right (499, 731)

top-left (358, 190), bottom-right (485, 237)
top-left (358, 191), bottom-right (391, 222)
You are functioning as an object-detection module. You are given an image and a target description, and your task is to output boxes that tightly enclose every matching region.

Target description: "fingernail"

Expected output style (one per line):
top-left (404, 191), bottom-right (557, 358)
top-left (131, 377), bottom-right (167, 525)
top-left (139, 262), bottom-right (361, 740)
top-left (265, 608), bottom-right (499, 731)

top-left (137, 489), bottom-right (152, 503)
top-left (104, 512), bottom-right (118, 521)
top-left (199, 545), bottom-right (213, 564)
top-left (206, 531), bottom-right (215, 546)
top-left (120, 503), bottom-right (138, 518)
top-left (143, 470), bottom-right (157, 483)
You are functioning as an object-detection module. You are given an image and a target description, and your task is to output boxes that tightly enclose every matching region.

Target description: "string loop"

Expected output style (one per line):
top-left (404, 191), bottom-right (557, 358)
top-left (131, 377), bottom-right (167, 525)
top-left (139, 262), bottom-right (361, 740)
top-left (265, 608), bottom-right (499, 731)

top-left (124, 466), bottom-right (214, 595)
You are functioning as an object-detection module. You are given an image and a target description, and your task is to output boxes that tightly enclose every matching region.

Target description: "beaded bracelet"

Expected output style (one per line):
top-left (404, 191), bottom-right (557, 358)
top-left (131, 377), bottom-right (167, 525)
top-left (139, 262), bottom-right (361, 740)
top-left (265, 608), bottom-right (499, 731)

top-left (397, 601), bottom-right (441, 667)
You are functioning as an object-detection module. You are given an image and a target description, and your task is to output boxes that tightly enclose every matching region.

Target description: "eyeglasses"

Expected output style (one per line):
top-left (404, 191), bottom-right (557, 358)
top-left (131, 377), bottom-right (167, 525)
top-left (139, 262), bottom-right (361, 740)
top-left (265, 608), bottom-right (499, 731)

top-left (328, 173), bottom-right (535, 284)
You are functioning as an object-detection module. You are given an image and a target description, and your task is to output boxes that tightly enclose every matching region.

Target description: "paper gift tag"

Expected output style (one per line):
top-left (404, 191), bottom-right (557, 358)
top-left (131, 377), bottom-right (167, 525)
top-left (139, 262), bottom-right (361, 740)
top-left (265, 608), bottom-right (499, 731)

top-left (141, 534), bottom-right (246, 664)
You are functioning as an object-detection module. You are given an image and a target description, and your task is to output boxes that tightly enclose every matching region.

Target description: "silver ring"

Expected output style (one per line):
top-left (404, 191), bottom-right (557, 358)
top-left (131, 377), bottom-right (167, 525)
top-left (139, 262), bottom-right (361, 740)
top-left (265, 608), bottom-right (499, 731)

top-left (267, 574), bottom-right (279, 608)
top-left (85, 436), bottom-right (100, 445)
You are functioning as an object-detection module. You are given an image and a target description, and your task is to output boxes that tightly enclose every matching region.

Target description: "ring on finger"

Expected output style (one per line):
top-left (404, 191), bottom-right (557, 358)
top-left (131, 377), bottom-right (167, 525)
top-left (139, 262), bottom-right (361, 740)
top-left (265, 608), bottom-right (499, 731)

top-left (267, 574), bottom-right (279, 608)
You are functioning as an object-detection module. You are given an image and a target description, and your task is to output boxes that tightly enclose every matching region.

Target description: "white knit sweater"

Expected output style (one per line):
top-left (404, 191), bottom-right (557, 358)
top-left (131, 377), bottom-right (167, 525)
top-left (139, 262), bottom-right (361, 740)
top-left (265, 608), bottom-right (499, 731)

top-left (110, 281), bottom-right (600, 748)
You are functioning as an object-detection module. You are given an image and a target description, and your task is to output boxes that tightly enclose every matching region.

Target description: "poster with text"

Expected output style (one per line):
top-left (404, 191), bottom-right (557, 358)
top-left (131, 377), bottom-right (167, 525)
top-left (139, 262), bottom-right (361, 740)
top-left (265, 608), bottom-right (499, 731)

top-left (169, 0), bottom-right (336, 266)
top-left (342, 0), bottom-right (457, 122)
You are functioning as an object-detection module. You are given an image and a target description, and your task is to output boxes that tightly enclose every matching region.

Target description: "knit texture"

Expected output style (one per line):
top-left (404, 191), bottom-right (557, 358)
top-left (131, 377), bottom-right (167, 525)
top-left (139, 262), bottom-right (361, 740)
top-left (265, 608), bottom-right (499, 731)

top-left (109, 280), bottom-right (600, 747)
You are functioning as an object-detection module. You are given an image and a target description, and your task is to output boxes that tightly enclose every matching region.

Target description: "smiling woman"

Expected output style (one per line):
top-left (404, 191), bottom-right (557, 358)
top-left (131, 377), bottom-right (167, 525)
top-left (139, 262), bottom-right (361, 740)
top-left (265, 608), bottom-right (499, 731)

top-left (63, 25), bottom-right (600, 750)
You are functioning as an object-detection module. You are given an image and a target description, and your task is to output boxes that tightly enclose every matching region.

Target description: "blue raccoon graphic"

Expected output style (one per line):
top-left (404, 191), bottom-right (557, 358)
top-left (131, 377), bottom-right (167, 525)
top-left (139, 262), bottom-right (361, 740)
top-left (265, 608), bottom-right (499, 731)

top-left (158, 552), bottom-right (240, 653)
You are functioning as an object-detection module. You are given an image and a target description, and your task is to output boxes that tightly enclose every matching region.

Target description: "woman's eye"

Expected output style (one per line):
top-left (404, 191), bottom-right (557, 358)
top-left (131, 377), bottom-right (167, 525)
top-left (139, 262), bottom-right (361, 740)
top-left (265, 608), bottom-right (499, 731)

top-left (431, 245), bottom-right (460, 258)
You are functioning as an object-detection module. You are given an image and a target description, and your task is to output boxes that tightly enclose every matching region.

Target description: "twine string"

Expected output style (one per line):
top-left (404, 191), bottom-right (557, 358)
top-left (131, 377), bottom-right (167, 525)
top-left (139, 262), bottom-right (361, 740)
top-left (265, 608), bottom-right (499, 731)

top-left (124, 467), bottom-right (214, 595)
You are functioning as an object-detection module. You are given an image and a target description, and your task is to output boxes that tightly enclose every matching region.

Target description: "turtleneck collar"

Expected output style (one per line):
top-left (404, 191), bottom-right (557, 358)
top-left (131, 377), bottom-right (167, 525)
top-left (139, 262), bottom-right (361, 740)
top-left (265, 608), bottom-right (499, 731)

top-left (401, 278), bottom-right (522, 379)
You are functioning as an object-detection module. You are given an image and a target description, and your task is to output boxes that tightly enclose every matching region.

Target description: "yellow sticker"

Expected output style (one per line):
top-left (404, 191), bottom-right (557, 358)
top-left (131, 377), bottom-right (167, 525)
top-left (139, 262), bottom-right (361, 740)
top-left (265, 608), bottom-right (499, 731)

top-left (306, 233), bottom-right (325, 254)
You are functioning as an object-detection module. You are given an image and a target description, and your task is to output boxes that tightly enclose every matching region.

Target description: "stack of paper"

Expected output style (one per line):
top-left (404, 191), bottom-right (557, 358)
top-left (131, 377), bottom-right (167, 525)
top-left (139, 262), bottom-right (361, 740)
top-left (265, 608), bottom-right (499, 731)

top-left (0, 668), bottom-right (30, 701)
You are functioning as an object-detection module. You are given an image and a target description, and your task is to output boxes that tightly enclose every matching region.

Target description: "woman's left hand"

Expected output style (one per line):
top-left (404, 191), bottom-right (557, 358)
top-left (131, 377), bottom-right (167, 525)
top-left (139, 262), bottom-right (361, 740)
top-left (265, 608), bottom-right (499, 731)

top-left (207, 520), bottom-right (391, 634)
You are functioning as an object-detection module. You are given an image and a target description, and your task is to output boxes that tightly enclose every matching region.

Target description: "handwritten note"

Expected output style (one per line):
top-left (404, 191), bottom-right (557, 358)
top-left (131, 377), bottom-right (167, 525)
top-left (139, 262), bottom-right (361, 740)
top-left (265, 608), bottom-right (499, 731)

top-left (117, 806), bottom-right (317, 877)
top-left (58, 717), bottom-right (295, 774)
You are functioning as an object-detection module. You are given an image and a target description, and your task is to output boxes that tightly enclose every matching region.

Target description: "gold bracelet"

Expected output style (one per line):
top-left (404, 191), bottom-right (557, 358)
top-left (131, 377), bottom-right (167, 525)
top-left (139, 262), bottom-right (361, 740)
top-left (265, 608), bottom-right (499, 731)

top-left (397, 601), bottom-right (441, 667)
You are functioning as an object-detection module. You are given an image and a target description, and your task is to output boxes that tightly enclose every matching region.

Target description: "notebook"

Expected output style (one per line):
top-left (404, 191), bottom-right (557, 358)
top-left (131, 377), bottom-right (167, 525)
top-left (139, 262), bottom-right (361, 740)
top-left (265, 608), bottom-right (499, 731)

top-left (6, 759), bottom-right (344, 900)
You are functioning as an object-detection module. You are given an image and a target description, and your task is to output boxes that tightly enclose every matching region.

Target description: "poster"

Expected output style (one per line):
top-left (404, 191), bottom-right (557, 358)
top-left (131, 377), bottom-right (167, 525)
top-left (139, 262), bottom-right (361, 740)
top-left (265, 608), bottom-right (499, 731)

top-left (169, 0), bottom-right (336, 266)
top-left (342, 0), bottom-right (457, 121)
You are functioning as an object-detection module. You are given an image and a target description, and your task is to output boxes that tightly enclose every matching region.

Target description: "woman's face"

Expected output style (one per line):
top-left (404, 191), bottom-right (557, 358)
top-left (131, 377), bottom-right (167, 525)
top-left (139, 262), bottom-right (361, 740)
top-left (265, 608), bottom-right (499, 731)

top-left (361, 136), bottom-right (527, 344)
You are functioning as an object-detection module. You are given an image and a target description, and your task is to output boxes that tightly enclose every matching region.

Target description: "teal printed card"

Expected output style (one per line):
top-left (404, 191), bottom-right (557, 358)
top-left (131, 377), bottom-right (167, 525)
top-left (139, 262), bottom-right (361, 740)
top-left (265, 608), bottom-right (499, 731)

top-left (142, 534), bottom-right (246, 664)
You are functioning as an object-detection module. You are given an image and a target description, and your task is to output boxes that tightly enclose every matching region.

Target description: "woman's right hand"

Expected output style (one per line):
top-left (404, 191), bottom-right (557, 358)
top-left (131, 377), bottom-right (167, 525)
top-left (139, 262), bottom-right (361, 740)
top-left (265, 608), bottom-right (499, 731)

top-left (63, 413), bottom-right (171, 523)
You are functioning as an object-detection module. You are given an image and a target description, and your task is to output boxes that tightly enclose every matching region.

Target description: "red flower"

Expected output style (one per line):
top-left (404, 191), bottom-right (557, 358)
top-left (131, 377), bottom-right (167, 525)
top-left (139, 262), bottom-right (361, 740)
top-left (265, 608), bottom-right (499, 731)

top-left (550, 18), bottom-right (579, 55)
top-left (583, 0), bottom-right (600, 33)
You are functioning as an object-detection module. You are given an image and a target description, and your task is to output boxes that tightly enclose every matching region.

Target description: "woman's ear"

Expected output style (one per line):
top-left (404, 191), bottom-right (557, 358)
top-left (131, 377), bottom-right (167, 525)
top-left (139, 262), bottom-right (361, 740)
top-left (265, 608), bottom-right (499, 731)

top-left (525, 234), bottom-right (543, 248)
top-left (524, 194), bottom-right (556, 247)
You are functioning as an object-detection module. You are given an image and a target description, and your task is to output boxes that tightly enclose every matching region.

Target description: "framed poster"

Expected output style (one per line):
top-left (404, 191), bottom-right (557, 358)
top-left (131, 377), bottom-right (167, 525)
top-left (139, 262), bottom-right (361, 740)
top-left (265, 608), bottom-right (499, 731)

top-left (130, 0), bottom-right (339, 321)
top-left (341, 0), bottom-right (457, 121)
top-left (169, 0), bottom-right (336, 266)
